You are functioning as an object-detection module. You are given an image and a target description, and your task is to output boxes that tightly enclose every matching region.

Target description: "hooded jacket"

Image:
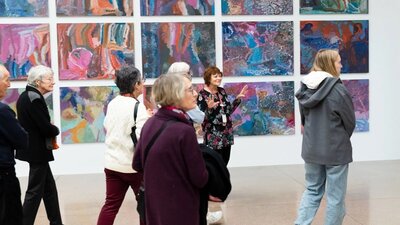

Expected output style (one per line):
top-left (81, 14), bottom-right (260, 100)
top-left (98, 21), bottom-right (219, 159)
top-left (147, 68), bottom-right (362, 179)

top-left (295, 71), bottom-right (355, 165)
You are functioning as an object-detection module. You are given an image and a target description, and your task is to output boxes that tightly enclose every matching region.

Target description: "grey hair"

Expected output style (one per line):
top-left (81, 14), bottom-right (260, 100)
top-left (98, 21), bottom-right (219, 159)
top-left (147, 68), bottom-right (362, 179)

top-left (27, 65), bottom-right (54, 87)
top-left (167, 62), bottom-right (190, 74)
top-left (152, 73), bottom-right (186, 107)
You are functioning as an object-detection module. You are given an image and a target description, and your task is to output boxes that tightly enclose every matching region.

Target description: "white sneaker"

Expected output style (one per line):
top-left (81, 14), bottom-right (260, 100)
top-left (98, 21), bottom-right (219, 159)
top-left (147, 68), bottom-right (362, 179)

top-left (207, 210), bottom-right (223, 224)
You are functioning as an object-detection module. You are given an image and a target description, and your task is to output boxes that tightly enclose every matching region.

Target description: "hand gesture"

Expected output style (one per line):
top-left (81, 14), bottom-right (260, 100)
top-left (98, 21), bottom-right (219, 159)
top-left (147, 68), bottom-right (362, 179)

top-left (237, 85), bottom-right (248, 99)
top-left (207, 95), bottom-right (219, 109)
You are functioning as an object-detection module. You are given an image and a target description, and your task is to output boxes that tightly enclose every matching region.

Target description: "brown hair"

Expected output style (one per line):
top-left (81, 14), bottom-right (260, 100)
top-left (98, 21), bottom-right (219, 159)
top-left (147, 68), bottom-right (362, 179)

top-left (311, 49), bottom-right (340, 77)
top-left (203, 66), bottom-right (223, 85)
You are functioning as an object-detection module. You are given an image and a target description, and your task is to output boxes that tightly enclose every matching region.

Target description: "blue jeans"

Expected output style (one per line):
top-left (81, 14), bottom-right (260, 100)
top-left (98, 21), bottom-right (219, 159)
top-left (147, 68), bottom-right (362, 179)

top-left (295, 163), bottom-right (349, 225)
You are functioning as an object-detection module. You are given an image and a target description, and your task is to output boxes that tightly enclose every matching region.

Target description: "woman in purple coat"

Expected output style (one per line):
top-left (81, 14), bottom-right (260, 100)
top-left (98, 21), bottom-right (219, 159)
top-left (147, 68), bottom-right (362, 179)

top-left (133, 72), bottom-right (208, 225)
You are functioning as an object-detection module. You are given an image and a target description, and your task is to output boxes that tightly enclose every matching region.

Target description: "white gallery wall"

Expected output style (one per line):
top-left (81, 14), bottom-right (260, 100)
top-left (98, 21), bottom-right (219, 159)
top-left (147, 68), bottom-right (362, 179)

top-left (2, 0), bottom-right (398, 176)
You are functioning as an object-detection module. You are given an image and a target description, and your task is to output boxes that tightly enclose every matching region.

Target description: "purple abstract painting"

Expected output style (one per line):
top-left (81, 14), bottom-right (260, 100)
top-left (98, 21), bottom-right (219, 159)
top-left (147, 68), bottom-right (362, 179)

top-left (141, 0), bottom-right (214, 15)
top-left (56, 0), bottom-right (133, 16)
top-left (300, 0), bottom-right (368, 14)
top-left (0, 24), bottom-right (51, 80)
top-left (342, 79), bottom-right (369, 132)
top-left (141, 22), bottom-right (215, 78)
top-left (222, 0), bottom-right (293, 15)
top-left (223, 21), bottom-right (293, 76)
top-left (300, 20), bottom-right (369, 74)
top-left (57, 23), bottom-right (134, 80)
top-left (224, 82), bottom-right (295, 136)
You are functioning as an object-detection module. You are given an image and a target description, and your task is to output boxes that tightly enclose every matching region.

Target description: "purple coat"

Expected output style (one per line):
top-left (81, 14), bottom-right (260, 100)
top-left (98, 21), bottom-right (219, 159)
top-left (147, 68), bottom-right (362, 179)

top-left (133, 108), bottom-right (208, 225)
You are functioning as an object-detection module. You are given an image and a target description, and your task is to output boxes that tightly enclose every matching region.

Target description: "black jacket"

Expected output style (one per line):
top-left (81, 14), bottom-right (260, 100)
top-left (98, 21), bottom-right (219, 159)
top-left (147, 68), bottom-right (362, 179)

top-left (0, 103), bottom-right (28, 167)
top-left (16, 86), bottom-right (59, 163)
top-left (200, 144), bottom-right (231, 201)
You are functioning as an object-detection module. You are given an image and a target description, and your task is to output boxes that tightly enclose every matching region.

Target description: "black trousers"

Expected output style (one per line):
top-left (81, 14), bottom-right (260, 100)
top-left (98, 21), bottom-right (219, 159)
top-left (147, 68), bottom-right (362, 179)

top-left (0, 167), bottom-right (23, 225)
top-left (215, 145), bottom-right (231, 165)
top-left (22, 162), bottom-right (63, 225)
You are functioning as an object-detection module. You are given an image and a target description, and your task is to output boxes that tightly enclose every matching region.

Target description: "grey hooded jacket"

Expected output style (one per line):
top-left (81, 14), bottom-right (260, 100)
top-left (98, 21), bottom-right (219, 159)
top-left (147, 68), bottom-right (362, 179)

top-left (296, 71), bottom-right (355, 165)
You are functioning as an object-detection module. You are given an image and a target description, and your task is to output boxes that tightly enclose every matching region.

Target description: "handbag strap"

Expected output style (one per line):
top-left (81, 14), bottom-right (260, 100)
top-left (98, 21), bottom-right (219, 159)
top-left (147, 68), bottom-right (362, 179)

top-left (143, 120), bottom-right (175, 166)
top-left (133, 101), bottom-right (139, 122)
top-left (131, 101), bottom-right (140, 146)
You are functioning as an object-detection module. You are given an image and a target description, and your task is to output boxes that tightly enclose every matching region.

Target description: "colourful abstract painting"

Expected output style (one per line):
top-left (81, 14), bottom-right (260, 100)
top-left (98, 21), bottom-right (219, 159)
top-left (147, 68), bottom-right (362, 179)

top-left (223, 21), bottom-right (293, 76)
top-left (57, 23), bottom-right (134, 80)
top-left (141, 0), bottom-right (214, 15)
top-left (224, 82), bottom-right (295, 136)
top-left (0, 24), bottom-right (51, 80)
top-left (342, 79), bottom-right (369, 132)
top-left (222, 0), bottom-right (293, 15)
top-left (60, 86), bottom-right (119, 144)
top-left (142, 22), bottom-right (215, 78)
top-left (2, 88), bottom-right (54, 121)
top-left (300, 20), bottom-right (369, 74)
top-left (0, 0), bottom-right (48, 16)
top-left (300, 0), bottom-right (368, 14)
top-left (56, 0), bottom-right (133, 16)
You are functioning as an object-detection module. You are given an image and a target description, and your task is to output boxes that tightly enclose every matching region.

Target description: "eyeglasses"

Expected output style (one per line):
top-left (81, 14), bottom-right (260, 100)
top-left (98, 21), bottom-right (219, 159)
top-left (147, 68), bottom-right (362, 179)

top-left (186, 86), bottom-right (196, 95)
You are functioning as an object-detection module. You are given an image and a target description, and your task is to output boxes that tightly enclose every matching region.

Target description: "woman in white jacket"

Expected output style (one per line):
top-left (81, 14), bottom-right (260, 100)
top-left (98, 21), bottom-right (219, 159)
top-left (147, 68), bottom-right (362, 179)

top-left (97, 66), bottom-right (149, 225)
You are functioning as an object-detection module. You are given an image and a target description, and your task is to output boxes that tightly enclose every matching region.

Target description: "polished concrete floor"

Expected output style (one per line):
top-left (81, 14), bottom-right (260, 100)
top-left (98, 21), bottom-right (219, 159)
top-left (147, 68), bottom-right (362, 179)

top-left (19, 160), bottom-right (400, 225)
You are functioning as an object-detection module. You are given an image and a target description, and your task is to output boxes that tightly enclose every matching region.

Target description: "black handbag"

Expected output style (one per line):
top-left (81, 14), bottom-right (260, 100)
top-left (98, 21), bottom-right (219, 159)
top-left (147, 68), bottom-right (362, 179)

top-left (130, 101), bottom-right (140, 146)
top-left (136, 120), bottom-right (176, 223)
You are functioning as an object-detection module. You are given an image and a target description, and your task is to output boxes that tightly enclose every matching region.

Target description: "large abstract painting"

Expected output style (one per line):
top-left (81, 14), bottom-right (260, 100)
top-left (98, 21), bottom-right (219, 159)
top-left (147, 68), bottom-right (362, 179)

top-left (222, 0), bottom-right (293, 15)
top-left (57, 23), bottom-right (134, 80)
top-left (142, 22), bottom-right (215, 78)
top-left (2, 88), bottom-right (54, 121)
top-left (300, 0), bottom-right (368, 14)
top-left (224, 82), bottom-right (295, 136)
top-left (0, 0), bottom-right (48, 16)
top-left (0, 24), bottom-right (51, 80)
top-left (60, 86), bottom-right (119, 143)
top-left (56, 0), bottom-right (133, 16)
top-left (141, 0), bottom-right (214, 15)
top-left (223, 21), bottom-right (293, 76)
top-left (300, 20), bottom-right (369, 74)
top-left (342, 79), bottom-right (369, 132)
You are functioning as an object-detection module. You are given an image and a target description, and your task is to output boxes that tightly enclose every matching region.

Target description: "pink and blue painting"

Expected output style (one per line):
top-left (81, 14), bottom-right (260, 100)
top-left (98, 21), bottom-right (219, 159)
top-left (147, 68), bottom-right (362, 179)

top-left (57, 23), bottom-right (134, 80)
top-left (0, 24), bottom-right (51, 80)
top-left (0, 0), bottom-right (48, 16)
top-left (223, 82), bottom-right (295, 136)
top-left (2, 88), bottom-right (54, 121)
top-left (342, 79), bottom-right (369, 132)
top-left (141, 0), bottom-right (214, 15)
top-left (223, 21), bottom-right (293, 76)
top-left (141, 22), bottom-right (215, 79)
top-left (56, 0), bottom-right (133, 16)
top-left (60, 86), bottom-right (119, 144)
top-left (300, 20), bottom-right (369, 74)
top-left (300, 0), bottom-right (368, 14)
top-left (222, 0), bottom-right (293, 15)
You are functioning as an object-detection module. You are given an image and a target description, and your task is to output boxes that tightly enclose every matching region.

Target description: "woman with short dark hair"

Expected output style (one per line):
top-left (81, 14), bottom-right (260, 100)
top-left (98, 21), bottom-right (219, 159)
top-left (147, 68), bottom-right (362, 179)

top-left (97, 65), bottom-right (149, 225)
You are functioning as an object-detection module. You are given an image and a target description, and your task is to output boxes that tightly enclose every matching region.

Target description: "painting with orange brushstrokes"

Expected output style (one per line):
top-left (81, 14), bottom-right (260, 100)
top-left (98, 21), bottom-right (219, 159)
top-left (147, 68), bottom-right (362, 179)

top-left (0, 24), bottom-right (50, 80)
top-left (60, 86), bottom-right (119, 144)
top-left (57, 0), bottom-right (133, 16)
top-left (141, 22), bottom-right (215, 78)
top-left (57, 23), bottom-right (134, 80)
top-left (300, 20), bottom-right (369, 74)
top-left (2, 88), bottom-right (54, 122)
top-left (141, 0), bottom-right (214, 15)
top-left (224, 82), bottom-right (295, 136)
top-left (222, 0), bottom-right (292, 15)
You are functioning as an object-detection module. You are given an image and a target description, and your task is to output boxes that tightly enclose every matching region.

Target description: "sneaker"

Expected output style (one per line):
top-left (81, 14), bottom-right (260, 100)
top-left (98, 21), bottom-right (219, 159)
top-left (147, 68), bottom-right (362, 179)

top-left (207, 210), bottom-right (223, 224)
top-left (209, 195), bottom-right (223, 202)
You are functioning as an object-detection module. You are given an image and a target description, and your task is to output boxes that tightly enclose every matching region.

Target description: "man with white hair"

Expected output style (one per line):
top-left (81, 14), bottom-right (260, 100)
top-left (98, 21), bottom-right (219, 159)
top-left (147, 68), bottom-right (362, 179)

top-left (0, 64), bottom-right (28, 225)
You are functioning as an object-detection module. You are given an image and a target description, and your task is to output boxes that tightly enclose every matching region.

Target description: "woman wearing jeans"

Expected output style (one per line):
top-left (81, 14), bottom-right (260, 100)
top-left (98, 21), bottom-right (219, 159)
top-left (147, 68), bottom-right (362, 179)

top-left (294, 49), bottom-right (355, 225)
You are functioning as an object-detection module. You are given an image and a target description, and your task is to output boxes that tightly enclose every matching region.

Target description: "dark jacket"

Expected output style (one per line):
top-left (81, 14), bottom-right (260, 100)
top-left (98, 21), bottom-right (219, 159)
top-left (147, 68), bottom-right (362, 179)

top-left (296, 72), bottom-right (355, 165)
top-left (133, 108), bottom-right (208, 225)
top-left (200, 144), bottom-right (231, 201)
top-left (0, 103), bottom-right (28, 168)
top-left (16, 86), bottom-right (59, 163)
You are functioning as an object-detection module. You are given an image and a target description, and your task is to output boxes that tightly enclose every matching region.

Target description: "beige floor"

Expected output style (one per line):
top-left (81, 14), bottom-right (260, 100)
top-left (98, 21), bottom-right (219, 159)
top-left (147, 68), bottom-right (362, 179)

top-left (19, 160), bottom-right (400, 225)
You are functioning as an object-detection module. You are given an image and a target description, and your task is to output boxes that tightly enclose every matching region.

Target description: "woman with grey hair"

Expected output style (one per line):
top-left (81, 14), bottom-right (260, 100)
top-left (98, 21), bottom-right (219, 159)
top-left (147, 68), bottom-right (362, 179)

top-left (167, 62), bottom-right (205, 123)
top-left (97, 65), bottom-right (149, 225)
top-left (133, 73), bottom-right (208, 225)
top-left (16, 65), bottom-right (64, 225)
